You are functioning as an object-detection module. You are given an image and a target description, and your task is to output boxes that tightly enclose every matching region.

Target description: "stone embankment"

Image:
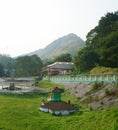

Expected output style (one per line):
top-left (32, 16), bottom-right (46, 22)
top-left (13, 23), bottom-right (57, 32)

top-left (60, 82), bottom-right (118, 110)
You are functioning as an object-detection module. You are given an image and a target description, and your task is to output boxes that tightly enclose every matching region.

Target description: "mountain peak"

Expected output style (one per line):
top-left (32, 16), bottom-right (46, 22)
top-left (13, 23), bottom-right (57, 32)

top-left (67, 33), bottom-right (78, 37)
top-left (27, 33), bottom-right (85, 60)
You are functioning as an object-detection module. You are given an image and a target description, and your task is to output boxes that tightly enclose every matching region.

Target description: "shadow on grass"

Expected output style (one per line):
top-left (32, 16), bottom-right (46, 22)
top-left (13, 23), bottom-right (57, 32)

top-left (0, 91), bottom-right (50, 99)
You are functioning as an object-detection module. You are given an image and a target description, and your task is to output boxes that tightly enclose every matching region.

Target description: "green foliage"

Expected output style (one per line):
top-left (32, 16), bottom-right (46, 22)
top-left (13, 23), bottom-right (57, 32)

top-left (15, 55), bottom-right (43, 77)
top-left (0, 54), bottom-right (14, 76)
top-left (92, 82), bottom-right (103, 90)
top-left (86, 11), bottom-right (118, 45)
top-left (74, 46), bottom-right (99, 72)
top-left (0, 54), bottom-right (14, 68)
top-left (54, 53), bottom-right (72, 62)
top-left (43, 59), bottom-right (54, 66)
top-left (0, 63), bottom-right (4, 76)
top-left (36, 80), bottom-right (63, 91)
top-left (98, 12), bottom-right (118, 36)
top-left (90, 66), bottom-right (118, 75)
top-left (105, 88), bottom-right (118, 96)
top-left (105, 88), bottom-right (111, 95)
top-left (74, 11), bottom-right (118, 73)
top-left (115, 83), bottom-right (118, 88)
top-left (86, 11), bottom-right (118, 68)
top-left (97, 31), bottom-right (118, 67)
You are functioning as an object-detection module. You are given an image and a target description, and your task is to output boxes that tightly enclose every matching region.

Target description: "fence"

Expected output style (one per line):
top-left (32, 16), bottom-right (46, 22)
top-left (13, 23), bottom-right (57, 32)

top-left (43, 75), bottom-right (117, 83)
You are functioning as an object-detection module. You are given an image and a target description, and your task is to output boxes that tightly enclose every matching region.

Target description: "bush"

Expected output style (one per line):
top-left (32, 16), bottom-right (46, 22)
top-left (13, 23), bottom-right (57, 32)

top-left (92, 82), bottom-right (103, 90)
top-left (105, 88), bottom-right (111, 95)
top-left (115, 83), bottom-right (118, 88)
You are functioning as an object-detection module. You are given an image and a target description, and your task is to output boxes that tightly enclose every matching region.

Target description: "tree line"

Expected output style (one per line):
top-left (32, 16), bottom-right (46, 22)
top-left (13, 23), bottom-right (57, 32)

top-left (0, 53), bottom-right (72, 77)
top-left (0, 55), bottom-right (43, 77)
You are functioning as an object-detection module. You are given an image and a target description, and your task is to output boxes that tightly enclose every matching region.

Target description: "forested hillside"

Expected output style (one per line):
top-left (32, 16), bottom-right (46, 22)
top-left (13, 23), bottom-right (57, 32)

top-left (0, 54), bottom-right (43, 77)
top-left (74, 11), bottom-right (118, 73)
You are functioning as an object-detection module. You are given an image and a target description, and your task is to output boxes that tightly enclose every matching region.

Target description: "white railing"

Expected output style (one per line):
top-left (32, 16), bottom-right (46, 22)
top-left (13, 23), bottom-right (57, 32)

top-left (43, 75), bottom-right (117, 83)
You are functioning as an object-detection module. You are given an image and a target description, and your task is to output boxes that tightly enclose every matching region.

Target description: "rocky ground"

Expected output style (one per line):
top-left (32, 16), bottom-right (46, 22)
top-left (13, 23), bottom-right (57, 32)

top-left (60, 82), bottom-right (118, 110)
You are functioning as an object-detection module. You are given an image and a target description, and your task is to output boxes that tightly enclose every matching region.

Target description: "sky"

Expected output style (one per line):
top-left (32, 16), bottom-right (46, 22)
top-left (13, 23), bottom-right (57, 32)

top-left (0, 0), bottom-right (118, 57)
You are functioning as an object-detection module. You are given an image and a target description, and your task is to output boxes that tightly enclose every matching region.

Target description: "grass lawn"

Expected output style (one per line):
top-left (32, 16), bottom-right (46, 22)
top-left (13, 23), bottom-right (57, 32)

top-left (0, 92), bottom-right (118, 130)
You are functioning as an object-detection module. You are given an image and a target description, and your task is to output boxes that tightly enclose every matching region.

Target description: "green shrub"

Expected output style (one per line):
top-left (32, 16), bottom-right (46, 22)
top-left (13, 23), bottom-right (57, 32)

top-left (105, 88), bottom-right (111, 95)
top-left (89, 106), bottom-right (93, 111)
top-left (92, 82), bottom-right (103, 90)
top-left (115, 83), bottom-right (118, 88)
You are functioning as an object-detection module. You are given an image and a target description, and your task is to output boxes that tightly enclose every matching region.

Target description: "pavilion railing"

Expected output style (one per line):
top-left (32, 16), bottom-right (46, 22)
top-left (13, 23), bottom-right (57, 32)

top-left (43, 74), bottom-right (118, 83)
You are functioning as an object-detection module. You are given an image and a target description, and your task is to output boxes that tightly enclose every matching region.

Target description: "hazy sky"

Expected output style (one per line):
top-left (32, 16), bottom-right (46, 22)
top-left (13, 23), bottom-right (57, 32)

top-left (0, 0), bottom-right (118, 57)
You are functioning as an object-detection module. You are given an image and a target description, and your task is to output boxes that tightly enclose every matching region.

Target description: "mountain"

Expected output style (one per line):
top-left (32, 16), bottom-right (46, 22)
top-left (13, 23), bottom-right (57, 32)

top-left (28, 33), bottom-right (85, 60)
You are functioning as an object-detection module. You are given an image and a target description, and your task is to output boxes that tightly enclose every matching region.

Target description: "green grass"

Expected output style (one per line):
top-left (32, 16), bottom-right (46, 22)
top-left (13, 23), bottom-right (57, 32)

top-left (37, 80), bottom-right (63, 91)
top-left (0, 93), bottom-right (118, 130)
top-left (0, 80), bottom-right (118, 130)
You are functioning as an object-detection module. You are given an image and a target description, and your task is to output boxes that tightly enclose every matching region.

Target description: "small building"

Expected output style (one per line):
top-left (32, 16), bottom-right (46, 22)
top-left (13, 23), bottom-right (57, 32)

top-left (51, 86), bottom-right (62, 101)
top-left (47, 62), bottom-right (74, 76)
top-left (39, 87), bottom-right (77, 115)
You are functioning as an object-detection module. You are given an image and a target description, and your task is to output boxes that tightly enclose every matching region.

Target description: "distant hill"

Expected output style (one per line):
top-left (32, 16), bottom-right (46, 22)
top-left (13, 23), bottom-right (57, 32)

top-left (28, 33), bottom-right (85, 60)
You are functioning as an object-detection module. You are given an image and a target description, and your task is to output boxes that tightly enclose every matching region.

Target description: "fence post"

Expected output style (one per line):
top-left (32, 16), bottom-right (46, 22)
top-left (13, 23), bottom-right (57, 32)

top-left (89, 75), bottom-right (92, 81)
top-left (84, 76), bottom-right (86, 81)
top-left (79, 76), bottom-right (82, 81)
top-left (100, 75), bottom-right (103, 81)
top-left (94, 75), bottom-right (98, 81)
top-left (76, 75), bottom-right (78, 81)
top-left (106, 75), bottom-right (109, 82)
top-left (113, 75), bottom-right (117, 82)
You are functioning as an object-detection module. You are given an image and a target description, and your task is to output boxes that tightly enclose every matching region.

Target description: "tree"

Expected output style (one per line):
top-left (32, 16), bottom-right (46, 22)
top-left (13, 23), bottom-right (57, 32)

top-left (97, 31), bottom-right (118, 67)
top-left (0, 54), bottom-right (14, 67)
top-left (86, 11), bottom-right (118, 67)
top-left (86, 11), bottom-right (118, 46)
top-left (74, 47), bottom-right (99, 72)
top-left (0, 54), bottom-right (14, 76)
top-left (0, 63), bottom-right (4, 77)
top-left (54, 53), bottom-right (72, 62)
top-left (74, 11), bottom-right (118, 73)
top-left (15, 55), bottom-right (43, 77)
